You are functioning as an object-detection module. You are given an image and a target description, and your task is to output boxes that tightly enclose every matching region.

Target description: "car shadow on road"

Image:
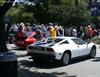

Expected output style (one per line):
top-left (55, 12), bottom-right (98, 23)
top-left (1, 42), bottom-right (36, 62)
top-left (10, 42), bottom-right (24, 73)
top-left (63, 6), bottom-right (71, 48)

top-left (18, 57), bottom-right (90, 69)
top-left (18, 68), bottom-right (76, 77)
top-left (18, 59), bottom-right (62, 69)
top-left (69, 57), bottom-right (90, 65)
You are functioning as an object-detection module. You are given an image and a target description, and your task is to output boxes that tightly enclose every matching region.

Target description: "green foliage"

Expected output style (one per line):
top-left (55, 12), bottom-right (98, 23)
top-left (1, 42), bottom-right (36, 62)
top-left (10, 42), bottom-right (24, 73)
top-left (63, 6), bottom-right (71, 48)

top-left (6, 5), bottom-right (22, 23)
top-left (91, 36), bottom-right (100, 44)
top-left (48, 0), bottom-right (91, 26)
top-left (6, 0), bottom-right (92, 26)
top-left (22, 12), bottom-right (35, 23)
top-left (6, 3), bottom-right (35, 24)
top-left (0, 0), bottom-right (5, 6)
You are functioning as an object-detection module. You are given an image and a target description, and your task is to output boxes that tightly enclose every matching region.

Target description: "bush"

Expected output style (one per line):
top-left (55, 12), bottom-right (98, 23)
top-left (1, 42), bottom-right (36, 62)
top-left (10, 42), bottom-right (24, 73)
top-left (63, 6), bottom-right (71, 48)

top-left (91, 36), bottom-right (100, 44)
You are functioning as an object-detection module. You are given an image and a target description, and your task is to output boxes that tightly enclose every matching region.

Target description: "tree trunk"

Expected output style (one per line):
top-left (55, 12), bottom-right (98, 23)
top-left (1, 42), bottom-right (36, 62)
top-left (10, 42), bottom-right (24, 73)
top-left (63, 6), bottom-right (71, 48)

top-left (0, 0), bottom-right (15, 52)
top-left (0, 13), bottom-right (8, 52)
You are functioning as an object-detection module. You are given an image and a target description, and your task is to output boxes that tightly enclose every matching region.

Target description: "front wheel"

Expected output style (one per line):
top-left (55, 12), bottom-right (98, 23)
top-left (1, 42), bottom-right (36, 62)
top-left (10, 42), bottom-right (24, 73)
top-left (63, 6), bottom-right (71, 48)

top-left (89, 47), bottom-right (96, 58)
top-left (60, 52), bottom-right (70, 65)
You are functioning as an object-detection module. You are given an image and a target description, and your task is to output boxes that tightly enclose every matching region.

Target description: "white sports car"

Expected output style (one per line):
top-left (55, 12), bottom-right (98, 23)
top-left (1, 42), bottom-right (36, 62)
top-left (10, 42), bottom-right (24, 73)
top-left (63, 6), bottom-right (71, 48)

top-left (27, 37), bottom-right (96, 65)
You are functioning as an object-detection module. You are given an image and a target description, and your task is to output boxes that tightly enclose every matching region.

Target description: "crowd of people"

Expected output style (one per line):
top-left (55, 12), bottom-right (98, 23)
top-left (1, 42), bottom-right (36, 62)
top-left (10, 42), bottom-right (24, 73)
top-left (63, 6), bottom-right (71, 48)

top-left (8, 22), bottom-right (100, 43)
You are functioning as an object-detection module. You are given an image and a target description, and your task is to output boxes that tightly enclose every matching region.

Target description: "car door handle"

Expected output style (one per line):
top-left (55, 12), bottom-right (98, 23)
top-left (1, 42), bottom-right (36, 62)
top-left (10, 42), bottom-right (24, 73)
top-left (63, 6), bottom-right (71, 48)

top-left (77, 46), bottom-right (79, 47)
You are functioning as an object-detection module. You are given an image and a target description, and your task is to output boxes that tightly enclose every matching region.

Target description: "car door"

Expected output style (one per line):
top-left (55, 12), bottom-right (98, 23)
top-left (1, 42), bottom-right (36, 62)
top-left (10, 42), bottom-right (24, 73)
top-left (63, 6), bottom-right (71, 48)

top-left (72, 38), bottom-right (88, 56)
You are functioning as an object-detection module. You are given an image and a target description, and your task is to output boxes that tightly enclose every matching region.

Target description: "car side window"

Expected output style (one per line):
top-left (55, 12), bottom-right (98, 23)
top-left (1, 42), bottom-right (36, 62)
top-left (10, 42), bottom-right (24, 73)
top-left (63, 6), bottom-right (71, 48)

top-left (60, 40), bottom-right (69, 44)
top-left (62, 40), bottom-right (69, 44)
top-left (72, 38), bottom-right (86, 45)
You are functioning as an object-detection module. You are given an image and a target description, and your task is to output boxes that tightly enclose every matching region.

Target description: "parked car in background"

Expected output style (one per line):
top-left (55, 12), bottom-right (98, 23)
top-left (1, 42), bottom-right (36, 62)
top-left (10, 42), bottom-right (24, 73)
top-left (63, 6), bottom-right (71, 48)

top-left (14, 32), bottom-right (37, 48)
top-left (27, 37), bottom-right (96, 65)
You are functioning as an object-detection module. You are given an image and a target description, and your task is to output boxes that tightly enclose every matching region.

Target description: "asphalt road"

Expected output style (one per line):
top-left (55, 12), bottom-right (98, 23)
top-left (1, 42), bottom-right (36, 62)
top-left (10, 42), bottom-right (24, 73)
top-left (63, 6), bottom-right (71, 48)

top-left (7, 44), bottom-right (100, 77)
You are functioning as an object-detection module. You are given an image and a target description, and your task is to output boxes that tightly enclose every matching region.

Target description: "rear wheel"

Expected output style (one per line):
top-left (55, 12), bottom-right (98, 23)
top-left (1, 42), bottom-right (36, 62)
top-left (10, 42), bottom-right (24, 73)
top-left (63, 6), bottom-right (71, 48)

top-left (60, 52), bottom-right (70, 65)
top-left (89, 47), bottom-right (96, 58)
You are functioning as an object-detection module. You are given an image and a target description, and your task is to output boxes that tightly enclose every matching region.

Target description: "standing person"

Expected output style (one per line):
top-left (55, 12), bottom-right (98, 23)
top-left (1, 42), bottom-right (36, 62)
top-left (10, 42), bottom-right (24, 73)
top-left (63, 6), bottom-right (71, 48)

top-left (83, 26), bottom-right (88, 40)
top-left (76, 26), bottom-right (80, 37)
top-left (41, 24), bottom-right (47, 38)
top-left (72, 27), bottom-right (77, 37)
top-left (25, 26), bottom-right (31, 32)
top-left (79, 26), bottom-right (84, 38)
top-left (17, 22), bottom-right (25, 33)
top-left (92, 28), bottom-right (97, 37)
top-left (25, 26), bottom-right (32, 37)
top-left (52, 26), bottom-right (58, 38)
top-left (13, 24), bottom-right (18, 34)
top-left (76, 26), bottom-right (84, 38)
top-left (49, 26), bottom-right (54, 37)
top-left (25, 23), bottom-right (31, 32)
top-left (31, 24), bottom-right (36, 31)
top-left (86, 25), bottom-right (94, 40)
top-left (46, 26), bottom-right (51, 38)
top-left (34, 29), bottom-right (42, 41)
top-left (57, 26), bottom-right (64, 36)
top-left (15, 22), bottom-right (26, 40)
top-left (64, 27), bottom-right (69, 36)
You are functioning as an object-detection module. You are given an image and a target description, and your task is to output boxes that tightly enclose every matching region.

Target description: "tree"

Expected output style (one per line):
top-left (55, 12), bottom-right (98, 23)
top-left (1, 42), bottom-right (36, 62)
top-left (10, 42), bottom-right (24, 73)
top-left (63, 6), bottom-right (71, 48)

top-left (6, 3), bottom-right (35, 24)
top-left (67, 0), bottom-right (91, 26)
top-left (0, 0), bottom-right (15, 52)
top-left (75, 0), bottom-right (79, 7)
top-left (48, 0), bottom-right (91, 26)
top-left (0, 1), bottom-right (18, 77)
top-left (6, 4), bottom-right (24, 23)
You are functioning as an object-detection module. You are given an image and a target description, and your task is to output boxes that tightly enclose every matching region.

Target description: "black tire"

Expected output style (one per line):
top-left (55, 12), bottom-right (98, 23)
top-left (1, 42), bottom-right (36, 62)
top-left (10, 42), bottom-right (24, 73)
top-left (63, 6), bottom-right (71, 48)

top-left (60, 52), bottom-right (70, 65)
top-left (89, 47), bottom-right (96, 58)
